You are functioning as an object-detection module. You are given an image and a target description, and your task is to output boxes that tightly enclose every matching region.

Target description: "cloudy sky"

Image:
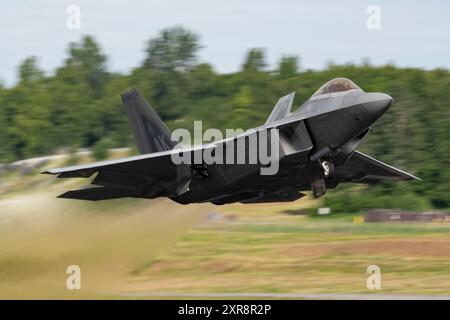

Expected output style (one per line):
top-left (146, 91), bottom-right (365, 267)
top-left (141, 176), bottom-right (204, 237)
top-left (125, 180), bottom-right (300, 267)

top-left (0, 0), bottom-right (449, 86)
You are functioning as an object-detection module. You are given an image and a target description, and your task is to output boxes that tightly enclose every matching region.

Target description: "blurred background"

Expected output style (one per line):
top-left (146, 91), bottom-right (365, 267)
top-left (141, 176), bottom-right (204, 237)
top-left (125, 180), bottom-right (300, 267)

top-left (0, 0), bottom-right (449, 298)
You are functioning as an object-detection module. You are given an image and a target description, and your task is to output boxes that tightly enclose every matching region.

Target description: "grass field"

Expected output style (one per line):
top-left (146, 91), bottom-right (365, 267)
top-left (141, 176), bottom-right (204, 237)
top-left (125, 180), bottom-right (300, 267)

top-left (126, 203), bottom-right (450, 296)
top-left (1, 153), bottom-right (450, 298)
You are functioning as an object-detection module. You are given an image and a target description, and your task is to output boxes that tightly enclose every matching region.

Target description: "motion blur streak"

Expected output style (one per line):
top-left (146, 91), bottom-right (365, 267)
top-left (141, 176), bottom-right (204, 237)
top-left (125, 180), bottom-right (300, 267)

top-left (0, 191), bottom-right (210, 299)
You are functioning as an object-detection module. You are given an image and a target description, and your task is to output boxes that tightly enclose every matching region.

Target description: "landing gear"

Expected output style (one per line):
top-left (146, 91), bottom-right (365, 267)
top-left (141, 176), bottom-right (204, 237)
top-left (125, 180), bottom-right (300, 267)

top-left (311, 177), bottom-right (326, 198)
top-left (320, 160), bottom-right (335, 178)
top-left (311, 160), bottom-right (334, 198)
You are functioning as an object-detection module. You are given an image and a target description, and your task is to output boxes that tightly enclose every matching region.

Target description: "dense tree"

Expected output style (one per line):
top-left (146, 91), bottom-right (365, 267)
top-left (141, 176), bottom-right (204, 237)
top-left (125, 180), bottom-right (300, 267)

top-left (143, 26), bottom-right (201, 72)
top-left (66, 35), bottom-right (109, 97)
top-left (140, 27), bottom-right (203, 122)
top-left (0, 28), bottom-right (448, 209)
top-left (242, 48), bottom-right (267, 73)
top-left (278, 55), bottom-right (299, 78)
top-left (18, 57), bottom-right (44, 84)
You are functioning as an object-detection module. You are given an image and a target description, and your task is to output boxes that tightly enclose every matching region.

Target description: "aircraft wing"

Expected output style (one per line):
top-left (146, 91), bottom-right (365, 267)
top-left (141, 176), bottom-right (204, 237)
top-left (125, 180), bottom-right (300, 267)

top-left (42, 146), bottom-right (209, 200)
top-left (334, 150), bottom-right (420, 184)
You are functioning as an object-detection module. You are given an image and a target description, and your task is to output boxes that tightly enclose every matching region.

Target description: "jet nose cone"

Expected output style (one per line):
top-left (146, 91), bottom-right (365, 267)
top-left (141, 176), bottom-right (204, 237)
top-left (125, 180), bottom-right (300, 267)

top-left (365, 93), bottom-right (393, 119)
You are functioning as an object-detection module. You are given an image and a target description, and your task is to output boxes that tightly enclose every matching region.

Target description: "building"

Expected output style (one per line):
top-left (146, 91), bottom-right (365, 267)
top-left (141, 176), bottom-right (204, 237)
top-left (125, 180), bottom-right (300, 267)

top-left (364, 209), bottom-right (450, 223)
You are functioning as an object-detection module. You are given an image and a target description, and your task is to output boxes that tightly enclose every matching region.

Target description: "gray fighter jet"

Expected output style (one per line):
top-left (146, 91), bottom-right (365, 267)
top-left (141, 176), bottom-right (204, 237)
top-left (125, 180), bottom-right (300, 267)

top-left (43, 78), bottom-right (419, 204)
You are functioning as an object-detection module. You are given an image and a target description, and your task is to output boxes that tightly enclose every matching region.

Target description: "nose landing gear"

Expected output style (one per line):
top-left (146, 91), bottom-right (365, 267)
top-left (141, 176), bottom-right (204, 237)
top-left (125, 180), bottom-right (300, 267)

top-left (311, 177), bottom-right (326, 198)
top-left (311, 159), bottom-right (335, 198)
top-left (320, 160), bottom-right (335, 178)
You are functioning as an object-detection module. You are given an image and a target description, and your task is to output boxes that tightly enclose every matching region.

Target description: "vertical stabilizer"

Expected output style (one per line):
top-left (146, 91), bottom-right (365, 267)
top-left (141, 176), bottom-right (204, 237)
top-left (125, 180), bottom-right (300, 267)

top-left (121, 88), bottom-right (175, 154)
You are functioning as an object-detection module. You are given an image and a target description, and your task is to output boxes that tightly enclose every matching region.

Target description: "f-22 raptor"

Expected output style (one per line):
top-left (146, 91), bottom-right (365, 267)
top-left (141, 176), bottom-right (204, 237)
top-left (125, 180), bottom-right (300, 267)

top-left (44, 78), bottom-right (419, 204)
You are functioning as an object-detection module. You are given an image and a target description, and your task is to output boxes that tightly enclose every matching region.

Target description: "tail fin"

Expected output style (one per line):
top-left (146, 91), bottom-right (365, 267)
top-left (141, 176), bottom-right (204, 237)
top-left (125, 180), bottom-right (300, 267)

top-left (121, 88), bottom-right (175, 154)
top-left (265, 92), bottom-right (295, 125)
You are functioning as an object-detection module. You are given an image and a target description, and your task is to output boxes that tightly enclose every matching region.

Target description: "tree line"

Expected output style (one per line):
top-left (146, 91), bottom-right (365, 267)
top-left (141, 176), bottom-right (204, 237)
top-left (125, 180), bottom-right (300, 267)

top-left (0, 27), bottom-right (448, 209)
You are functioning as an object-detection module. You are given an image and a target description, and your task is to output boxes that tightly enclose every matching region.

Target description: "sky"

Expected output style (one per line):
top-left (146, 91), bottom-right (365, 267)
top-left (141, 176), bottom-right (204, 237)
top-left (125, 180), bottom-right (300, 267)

top-left (0, 0), bottom-right (449, 86)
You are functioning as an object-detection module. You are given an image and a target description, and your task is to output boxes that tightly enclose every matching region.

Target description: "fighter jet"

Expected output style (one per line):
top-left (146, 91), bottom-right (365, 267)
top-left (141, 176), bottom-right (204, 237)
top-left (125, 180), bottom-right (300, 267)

top-left (43, 78), bottom-right (419, 204)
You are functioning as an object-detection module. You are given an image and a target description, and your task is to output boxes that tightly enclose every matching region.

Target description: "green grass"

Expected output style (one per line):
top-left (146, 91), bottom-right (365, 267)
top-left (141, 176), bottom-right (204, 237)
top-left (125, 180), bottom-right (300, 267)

top-left (126, 206), bottom-right (450, 295)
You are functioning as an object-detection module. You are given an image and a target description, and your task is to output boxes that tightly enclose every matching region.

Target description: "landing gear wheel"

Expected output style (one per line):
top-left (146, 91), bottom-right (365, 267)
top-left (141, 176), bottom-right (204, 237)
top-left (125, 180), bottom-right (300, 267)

top-left (311, 177), bottom-right (326, 198)
top-left (321, 160), bottom-right (335, 178)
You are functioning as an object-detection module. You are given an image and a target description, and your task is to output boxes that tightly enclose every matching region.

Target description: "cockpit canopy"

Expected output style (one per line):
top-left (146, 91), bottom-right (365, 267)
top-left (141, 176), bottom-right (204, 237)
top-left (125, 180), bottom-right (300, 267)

top-left (311, 78), bottom-right (362, 98)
